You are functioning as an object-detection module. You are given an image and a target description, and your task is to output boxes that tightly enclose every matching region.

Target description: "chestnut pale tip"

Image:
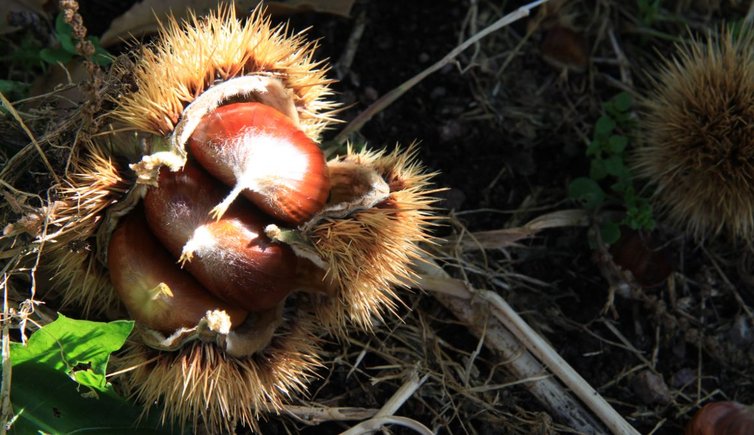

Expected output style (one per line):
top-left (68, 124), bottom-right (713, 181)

top-left (108, 207), bottom-right (248, 333)
top-left (188, 102), bottom-right (330, 225)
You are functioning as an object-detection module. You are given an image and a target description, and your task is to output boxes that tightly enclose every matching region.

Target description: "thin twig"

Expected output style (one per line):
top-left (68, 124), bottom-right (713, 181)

top-left (333, 0), bottom-right (550, 144)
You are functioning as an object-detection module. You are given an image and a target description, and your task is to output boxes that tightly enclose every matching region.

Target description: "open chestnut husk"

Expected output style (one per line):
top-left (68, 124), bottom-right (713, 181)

top-left (38, 5), bottom-right (438, 433)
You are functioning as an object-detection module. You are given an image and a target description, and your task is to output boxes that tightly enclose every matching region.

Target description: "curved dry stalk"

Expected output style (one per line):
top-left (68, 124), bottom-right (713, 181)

top-left (341, 416), bottom-right (433, 435)
top-left (333, 0), bottom-right (550, 144)
top-left (282, 405), bottom-right (378, 425)
top-left (344, 367), bottom-right (430, 435)
top-left (416, 260), bottom-right (640, 435)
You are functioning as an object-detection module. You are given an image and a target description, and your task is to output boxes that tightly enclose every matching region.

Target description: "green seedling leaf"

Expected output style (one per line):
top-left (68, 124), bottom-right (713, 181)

top-left (590, 159), bottom-right (607, 180)
top-left (603, 155), bottom-right (628, 179)
top-left (90, 36), bottom-right (113, 66)
top-left (586, 139), bottom-right (602, 157)
top-left (607, 135), bottom-right (628, 154)
top-left (600, 221), bottom-right (621, 245)
top-left (612, 92), bottom-right (632, 112)
top-left (568, 177), bottom-right (605, 209)
top-left (594, 115), bottom-right (616, 137)
top-left (10, 362), bottom-right (168, 434)
top-left (0, 80), bottom-right (30, 100)
top-left (39, 47), bottom-right (74, 65)
top-left (10, 314), bottom-right (134, 392)
top-left (54, 14), bottom-right (77, 54)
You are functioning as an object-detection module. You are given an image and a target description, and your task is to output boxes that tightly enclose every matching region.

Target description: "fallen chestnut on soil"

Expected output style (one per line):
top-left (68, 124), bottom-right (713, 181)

top-left (108, 207), bottom-right (248, 333)
top-left (143, 161), bottom-right (299, 312)
top-left (686, 401), bottom-right (754, 435)
top-left (187, 102), bottom-right (330, 225)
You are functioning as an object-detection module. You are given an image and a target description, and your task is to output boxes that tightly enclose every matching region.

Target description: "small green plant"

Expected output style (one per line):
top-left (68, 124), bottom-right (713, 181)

top-left (7, 314), bottom-right (174, 433)
top-left (568, 92), bottom-right (655, 244)
top-left (39, 13), bottom-right (112, 66)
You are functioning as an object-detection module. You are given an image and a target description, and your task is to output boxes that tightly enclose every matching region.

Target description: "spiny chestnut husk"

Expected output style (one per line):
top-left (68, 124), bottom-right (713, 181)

top-left (686, 401), bottom-right (754, 435)
top-left (188, 102), bottom-right (330, 224)
top-left (300, 146), bottom-right (440, 332)
top-left (108, 207), bottom-right (248, 333)
top-left (633, 28), bottom-right (754, 240)
top-left (144, 161), bottom-right (299, 312)
top-left (37, 5), bottom-right (438, 432)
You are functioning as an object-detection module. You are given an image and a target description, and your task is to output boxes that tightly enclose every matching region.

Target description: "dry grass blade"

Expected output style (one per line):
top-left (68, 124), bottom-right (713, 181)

top-left (446, 209), bottom-right (589, 251)
top-left (0, 92), bottom-right (60, 184)
top-left (340, 416), bottom-right (434, 435)
top-left (282, 405), bottom-right (378, 425)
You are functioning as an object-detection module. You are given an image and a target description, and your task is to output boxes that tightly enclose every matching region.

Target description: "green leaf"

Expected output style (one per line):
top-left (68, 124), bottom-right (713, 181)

top-left (10, 362), bottom-right (169, 434)
top-left (612, 92), bottom-right (632, 113)
top-left (595, 115), bottom-right (616, 137)
top-left (39, 47), bottom-right (74, 65)
top-left (600, 221), bottom-right (621, 245)
top-left (54, 14), bottom-right (77, 54)
top-left (10, 314), bottom-right (134, 392)
top-left (586, 139), bottom-right (602, 157)
top-left (90, 36), bottom-right (113, 66)
top-left (0, 80), bottom-right (30, 100)
top-left (590, 159), bottom-right (607, 180)
top-left (607, 135), bottom-right (628, 154)
top-left (603, 155), bottom-right (628, 178)
top-left (568, 177), bottom-right (605, 209)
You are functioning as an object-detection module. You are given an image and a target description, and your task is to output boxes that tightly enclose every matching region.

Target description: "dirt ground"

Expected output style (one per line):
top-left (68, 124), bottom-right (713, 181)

top-left (3, 0), bottom-right (754, 434)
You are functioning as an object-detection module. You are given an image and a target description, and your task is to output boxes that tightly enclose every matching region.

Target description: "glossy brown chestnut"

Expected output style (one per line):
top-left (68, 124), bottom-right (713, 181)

top-left (686, 401), bottom-right (754, 435)
top-left (108, 208), bottom-right (248, 333)
top-left (143, 161), bottom-right (299, 312)
top-left (187, 102), bottom-right (330, 225)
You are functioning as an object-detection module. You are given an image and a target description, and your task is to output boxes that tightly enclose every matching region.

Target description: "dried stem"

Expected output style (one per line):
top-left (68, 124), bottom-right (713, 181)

top-left (416, 260), bottom-right (640, 435)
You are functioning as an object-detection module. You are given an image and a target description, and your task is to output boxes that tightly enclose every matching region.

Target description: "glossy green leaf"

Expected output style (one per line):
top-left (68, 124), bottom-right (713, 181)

top-left (10, 314), bottom-right (133, 392)
top-left (9, 362), bottom-right (168, 434)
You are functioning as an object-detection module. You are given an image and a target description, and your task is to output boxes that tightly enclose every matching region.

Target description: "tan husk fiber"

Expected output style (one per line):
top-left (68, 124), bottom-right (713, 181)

top-left (45, 145), bottom-right (129, 314)
top-left (308, 146), bottom-right (440, 332)
top-left (113, 310), bottom-right (322, 433)
top-left (112, 4), bottom-right (338, 141)
top-left (634, 27), bottom-right (754, 240)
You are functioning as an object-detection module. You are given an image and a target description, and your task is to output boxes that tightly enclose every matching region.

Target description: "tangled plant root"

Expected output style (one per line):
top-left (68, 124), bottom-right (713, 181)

top-left (634, 27), bottom-right (754, 240)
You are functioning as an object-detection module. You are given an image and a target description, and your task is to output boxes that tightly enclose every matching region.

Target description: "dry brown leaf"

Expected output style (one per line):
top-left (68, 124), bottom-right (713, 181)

top-left (100, 0), bottom-right (354, 47)
top-left (0, 0), bottom-right (49, 35)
